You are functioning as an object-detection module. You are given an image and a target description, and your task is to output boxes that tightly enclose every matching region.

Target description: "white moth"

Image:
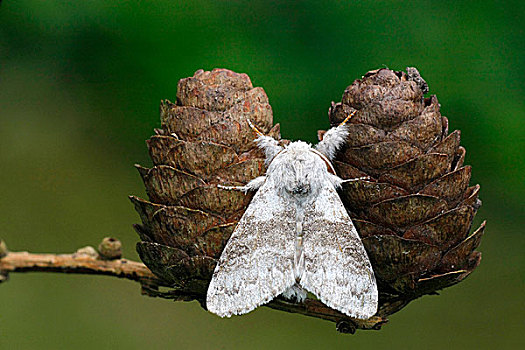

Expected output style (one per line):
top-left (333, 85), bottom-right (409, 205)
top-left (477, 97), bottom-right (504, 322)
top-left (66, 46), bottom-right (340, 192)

top-left (206, 116), bottom-right (378, 320)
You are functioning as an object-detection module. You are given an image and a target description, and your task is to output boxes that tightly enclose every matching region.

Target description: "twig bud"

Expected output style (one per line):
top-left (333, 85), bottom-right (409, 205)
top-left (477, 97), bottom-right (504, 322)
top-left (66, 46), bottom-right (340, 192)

top-left (0, 240), bottom-right (8, 259)
top-left (98, 237), bottom-right (122, 260)
top-left (75, 246), bottom-right (99, 258)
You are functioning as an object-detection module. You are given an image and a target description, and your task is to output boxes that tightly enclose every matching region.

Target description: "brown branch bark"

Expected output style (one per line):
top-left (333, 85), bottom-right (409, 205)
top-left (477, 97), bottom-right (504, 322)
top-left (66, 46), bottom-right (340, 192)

top-left (0, 240), bottom-right (388, 333)
top-left (266, 299), bottom-right (387, 333)
top-left (0, 250), bottom-right (165, 286)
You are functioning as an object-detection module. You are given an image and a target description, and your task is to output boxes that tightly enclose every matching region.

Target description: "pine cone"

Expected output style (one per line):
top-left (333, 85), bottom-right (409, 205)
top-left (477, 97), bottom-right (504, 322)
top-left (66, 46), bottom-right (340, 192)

top-left (131, 67), bottom-right (484, 330)
top-left (131, 68), bottom-right (280, 297)
top-left (327, 67), bottom-right (484, 316)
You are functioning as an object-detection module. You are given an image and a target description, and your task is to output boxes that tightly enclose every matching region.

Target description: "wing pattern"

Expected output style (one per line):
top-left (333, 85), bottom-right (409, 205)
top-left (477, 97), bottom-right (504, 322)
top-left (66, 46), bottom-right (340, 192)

top-left (206, 179), bottom-right (296, 317)
top-left (300, 181), bottom-right (378, 319)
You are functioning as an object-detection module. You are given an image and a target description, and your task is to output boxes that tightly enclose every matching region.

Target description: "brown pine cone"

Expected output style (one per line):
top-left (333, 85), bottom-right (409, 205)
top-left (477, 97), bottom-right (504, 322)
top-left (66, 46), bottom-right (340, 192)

top-left (131, 67), bottom-right (484, 330)
top-left (328, 67), bottom-right (484, 316)
top-left (131, 68), bottom-right (280, 297)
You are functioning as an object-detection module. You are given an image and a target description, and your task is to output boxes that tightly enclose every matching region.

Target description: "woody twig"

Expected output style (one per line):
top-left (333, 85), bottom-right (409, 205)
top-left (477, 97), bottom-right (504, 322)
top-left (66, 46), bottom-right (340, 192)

top-left (0, 238), bottom-right (387, 333)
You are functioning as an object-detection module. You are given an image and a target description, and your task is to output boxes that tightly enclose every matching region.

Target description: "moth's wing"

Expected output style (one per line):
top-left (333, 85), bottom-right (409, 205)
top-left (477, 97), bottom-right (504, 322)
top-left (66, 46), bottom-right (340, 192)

top-left (206, 179), bottom-right (296, 317)
top-left (300, 181), bottom-right (378, 319)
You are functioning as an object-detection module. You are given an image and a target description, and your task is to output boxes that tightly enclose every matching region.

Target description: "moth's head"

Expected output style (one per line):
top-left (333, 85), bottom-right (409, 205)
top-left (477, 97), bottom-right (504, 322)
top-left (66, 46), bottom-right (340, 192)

top-left (267, 140), bottom-right (335, 197)
top-left (273, 141), bottom-right (315, 163)
top-left (283, 140), bottom-right (312, 154)
top-left (271, 140), bottom-right (335, 174)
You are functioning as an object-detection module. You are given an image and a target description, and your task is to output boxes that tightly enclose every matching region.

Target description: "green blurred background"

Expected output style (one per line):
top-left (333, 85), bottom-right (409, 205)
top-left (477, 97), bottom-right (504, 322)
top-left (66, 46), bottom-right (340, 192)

top-left (1, 1), bottom-right (523, 349)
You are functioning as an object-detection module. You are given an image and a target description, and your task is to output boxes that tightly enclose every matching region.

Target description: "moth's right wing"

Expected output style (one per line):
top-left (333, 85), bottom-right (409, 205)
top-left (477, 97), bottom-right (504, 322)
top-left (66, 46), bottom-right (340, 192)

top-left (206, 179), bottom-right (296, 317)
top-left (300, 181), bottom-right (378, 320)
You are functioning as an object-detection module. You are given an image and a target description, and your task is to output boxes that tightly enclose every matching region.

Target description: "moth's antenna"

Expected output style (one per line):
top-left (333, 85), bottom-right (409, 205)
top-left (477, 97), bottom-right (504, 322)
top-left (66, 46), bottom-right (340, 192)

top-left (247, 118), bottom-right (265, 137)
top-left (315, 111), bottom-right (356, 161)
top-left (339, 110), bottom-right (357, 127)
top-left (246, 118), bottom-right (282, 165)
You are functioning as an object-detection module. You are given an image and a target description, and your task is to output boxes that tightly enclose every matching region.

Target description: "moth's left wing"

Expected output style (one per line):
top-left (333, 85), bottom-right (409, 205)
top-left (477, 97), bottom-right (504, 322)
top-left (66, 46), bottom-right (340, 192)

top-left (206, 179), bottom-right (297, 317)
top-left (300, 181), bottom-right (378, 319)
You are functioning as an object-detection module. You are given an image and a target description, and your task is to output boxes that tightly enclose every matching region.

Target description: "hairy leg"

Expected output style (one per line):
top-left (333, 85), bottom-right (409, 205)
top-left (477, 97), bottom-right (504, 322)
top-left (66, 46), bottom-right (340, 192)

top-left (217, 176), bottom-right (267, 193)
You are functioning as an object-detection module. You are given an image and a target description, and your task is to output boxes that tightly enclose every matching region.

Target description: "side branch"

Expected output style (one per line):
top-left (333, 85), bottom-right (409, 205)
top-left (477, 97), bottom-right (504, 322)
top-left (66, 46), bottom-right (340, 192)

top-left (0, 239), bottom-right (388, 333)
top-left (267, 299), bottom-right (387, 333)
top-left (0, 251), bottom-right (162, 285)
top-left (0, 243), bottom-right (165, 287)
